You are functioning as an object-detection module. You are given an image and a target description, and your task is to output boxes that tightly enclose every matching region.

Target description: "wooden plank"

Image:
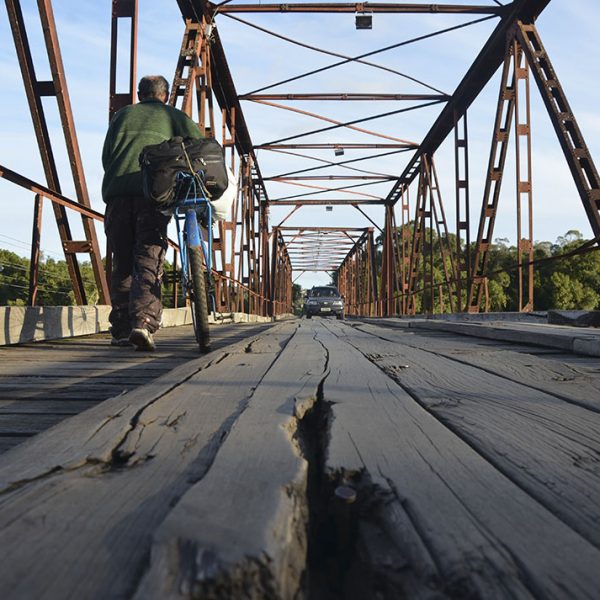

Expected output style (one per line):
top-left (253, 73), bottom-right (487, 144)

top-left (0, 360), bottom-right (184, 373)
top-left (0, 414), bottom-right (66, 435)
top-left (0, 385), bottom-right (142, 402)
top-left (334, 321), bottom-right (600, 549)
top-left (0, 322), bottom-right (290, 484)
top-left (0, 376), bottom-right (151, 390)
top-left (0, 400), bottom-right (97, 414)
top-left (0, 439), bottom-right (22, 454)
top-left (355, 321), bottom-right (600, 412)
top-left (407, 319), bottom-right (600, 356)
top-left (312, 320), bottom-right (600, 598)
top-left (0, 321), bottom-right (297, 600)
top-left (0, 323), bottom-right (278, 454)
top-left (134, 320), bottom-right (328, 598)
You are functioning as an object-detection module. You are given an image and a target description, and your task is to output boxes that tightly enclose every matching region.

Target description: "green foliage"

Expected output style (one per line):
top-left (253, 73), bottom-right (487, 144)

top-left (371, 227), bottom-right (600, 314)
top-left (476, 230), bottom-right (600, 312)
top-left (534, 231), bottom-right (600, 310)
top-left (487, 271), bottom-right (511, 311)
top-left (292, 283), bottom-right (304, 315)
top-left (0, 249), bottom-right (99, 306)
top-left (0, 249), bottom-right (29, 305)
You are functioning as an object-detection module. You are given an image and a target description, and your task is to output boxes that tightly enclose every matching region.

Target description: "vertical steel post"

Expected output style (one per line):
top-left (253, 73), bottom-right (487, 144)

top-left (407, 163), bottom-right (427, 315)
top-left (468, 40), bottom-right (516, 312)
top-left (28, 194), bottom-right (44, 306)
top-left (368, 229), bottom-right (378, 316)
top-left (428, 157), bottom-right (458, 312)
top-left (270, 228), bottom-right (278, 317)
top-left (38, 0), bottom-right (110, 304)
top-left (260, 199), bottom-right (271, 316)
top-left (109, 0), bottom-right (138, 119)
top-left (513, 40), bottom-right (534, 312)
top-left (380, 205), bottom-right (394, 316)
top-left (399, 187), bottom-right (410, 315)
top-left (8, 0), bottom-right (110, 305)
top-left (454, 109), bottom-right (471, 311)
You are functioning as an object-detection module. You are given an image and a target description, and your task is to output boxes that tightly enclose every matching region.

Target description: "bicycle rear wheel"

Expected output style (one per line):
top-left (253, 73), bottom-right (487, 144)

top-left (188, 245), bottom-right (211, 353)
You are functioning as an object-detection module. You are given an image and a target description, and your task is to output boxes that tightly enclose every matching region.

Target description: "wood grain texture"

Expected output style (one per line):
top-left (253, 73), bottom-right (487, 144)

top-left (2, 317), bottom-right (600, 598)
top-left (0, 400), bottom-right (97, 414)
top-left (0, 322), bottom-right (296, 600)
top-left (342, 322), bottom-right (600, 549)
top-left (404, 318), bottom-right (600, 356)
top-left (314, 319), bottom-right (600, 599)
top-left (356, 321), bottom-right (600, 411)
top-left (134, 321), bottom-right (327, 599)
top-left (0, 322), bottom-right (276, 454)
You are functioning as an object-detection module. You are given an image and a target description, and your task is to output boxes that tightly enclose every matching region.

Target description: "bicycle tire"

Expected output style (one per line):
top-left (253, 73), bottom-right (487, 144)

top-left (188, 245), bottom-right (211, 352)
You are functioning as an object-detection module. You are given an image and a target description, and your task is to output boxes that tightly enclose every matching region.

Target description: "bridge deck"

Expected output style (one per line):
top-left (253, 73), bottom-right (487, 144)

top-left (0, 322), bottom-right (275, 454)
top-left (0, 318), bottom-right (599, 599)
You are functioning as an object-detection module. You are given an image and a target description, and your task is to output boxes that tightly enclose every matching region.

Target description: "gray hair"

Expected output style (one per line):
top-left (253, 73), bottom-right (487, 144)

top-left (138, 75), bottom-right (169, 101)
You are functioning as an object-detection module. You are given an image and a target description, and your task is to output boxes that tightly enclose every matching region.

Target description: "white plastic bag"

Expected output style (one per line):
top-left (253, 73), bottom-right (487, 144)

top-left (210, 166), bottom-right (237, 221)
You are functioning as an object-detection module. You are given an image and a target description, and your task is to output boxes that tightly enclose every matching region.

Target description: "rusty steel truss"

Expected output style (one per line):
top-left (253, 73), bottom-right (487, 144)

top-left (2, 0), bottom-right (599, 317)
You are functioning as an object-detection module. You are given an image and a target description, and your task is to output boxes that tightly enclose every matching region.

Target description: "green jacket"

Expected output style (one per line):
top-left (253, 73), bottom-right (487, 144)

top-left (101, 99), bottom-right (202, 202)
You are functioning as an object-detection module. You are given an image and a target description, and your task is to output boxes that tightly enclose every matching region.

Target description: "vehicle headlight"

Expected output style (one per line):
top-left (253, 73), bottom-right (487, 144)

top-left (307, 299), bottom-right (318, 305)
top-left (333, 301), bottom-right (343, 306)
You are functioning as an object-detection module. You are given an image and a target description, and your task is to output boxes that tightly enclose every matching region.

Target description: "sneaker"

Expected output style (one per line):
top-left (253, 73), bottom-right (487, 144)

top-left (129, 328), bottom-right (156, 351)
top-left (111, 336), bottom-right (133, 347)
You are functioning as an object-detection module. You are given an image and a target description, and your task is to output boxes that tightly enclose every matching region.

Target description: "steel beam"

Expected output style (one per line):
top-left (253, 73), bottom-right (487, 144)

top-left (109, 0), bottom-right (138, 119)
top-left (213, 3), bottom-right (505, 15)
top-left (260, 143), bottom-right (416, 150)
top-left (241, 93), bottom-right (450, 101)
top-left (468, 41), bottom-right (516, 312)
top-left (454, 110), bottom-right (470, 312)
top-left (512, 40), bottom-right (534, 312)
top-left (6, 0), bottom-right (110, 305)
top-left (389, 0), bottom-right (551, 202)
top-left (28, 194), bottom-right (43, 306)
top-left (515, 21), bottom-right (600, 241)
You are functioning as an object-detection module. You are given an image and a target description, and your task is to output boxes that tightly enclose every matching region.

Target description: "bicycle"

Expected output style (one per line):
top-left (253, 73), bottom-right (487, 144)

top-left (172, 171), bottom-right (214, 353)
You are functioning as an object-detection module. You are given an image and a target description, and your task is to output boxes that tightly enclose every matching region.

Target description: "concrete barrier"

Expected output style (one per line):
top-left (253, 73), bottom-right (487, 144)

top-left (0, 305), bottom-right (280, 346)
top-left (0, 305), bottom-right (112, 346)
top-left (358, 316), bottom-right (600, 358)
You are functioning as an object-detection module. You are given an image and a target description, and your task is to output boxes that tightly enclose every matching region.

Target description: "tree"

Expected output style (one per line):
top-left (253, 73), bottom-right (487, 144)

top-left (292, 283), bottom-right (304, 315)
top-left (535, 231), bottom-right (600, 310)
top-left (0, 249), bottom-right (29, 305)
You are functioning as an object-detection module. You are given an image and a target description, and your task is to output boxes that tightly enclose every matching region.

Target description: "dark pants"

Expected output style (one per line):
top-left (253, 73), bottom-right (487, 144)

top-left (104, 195), bottom-right (171, 337)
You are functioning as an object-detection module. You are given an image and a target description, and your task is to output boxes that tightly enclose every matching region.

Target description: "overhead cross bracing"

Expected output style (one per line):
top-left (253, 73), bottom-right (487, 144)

top-left (177, 0), bottom-right (597, 316)
top-left (277, 226), bottom-right (371, 272)
top-left (177, 0), bottom-right (510, 287)
top-left (2, 0), bottom-right (599, 317)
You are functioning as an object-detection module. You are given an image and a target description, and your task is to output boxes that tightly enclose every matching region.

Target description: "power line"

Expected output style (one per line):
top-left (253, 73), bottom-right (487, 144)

top-left (0, 234), bottom-right (64, 260)
top-left (0, 272), bottom-right (74, 299)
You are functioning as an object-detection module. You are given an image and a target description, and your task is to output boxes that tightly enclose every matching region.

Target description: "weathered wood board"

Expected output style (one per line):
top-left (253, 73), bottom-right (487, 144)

top-left (339, 321), bottom-right (600, 547)
top-left (356, 320), bottom-right (600, 411)
top-left (0, 322), bottom-right (275, 454)
top-left (313, 319), bottom-right (600, 598)
top-left (0, 321), bottom-right (299, 599)
top-left (0, 318), bottom-right (599, 599)
top-left (0, 399), bottom-right (97, 414)
top-left (372, 316), bottom-right (600, 357)
top-left (134, 322), bottom-right (328, 599)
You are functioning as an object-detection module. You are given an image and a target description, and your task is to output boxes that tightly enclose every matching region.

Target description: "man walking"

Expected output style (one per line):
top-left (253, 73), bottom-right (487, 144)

top-left (102, 75), bottom-right (202, 350)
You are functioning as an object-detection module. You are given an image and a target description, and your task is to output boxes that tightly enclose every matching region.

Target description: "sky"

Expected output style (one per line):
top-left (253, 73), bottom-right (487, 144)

top-left (1, 0), bottom-right (599, 291)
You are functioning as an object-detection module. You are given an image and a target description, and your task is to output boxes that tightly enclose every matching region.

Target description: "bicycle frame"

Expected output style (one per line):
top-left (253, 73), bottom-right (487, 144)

top-left (172, 174), bottom-right (213, 306)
